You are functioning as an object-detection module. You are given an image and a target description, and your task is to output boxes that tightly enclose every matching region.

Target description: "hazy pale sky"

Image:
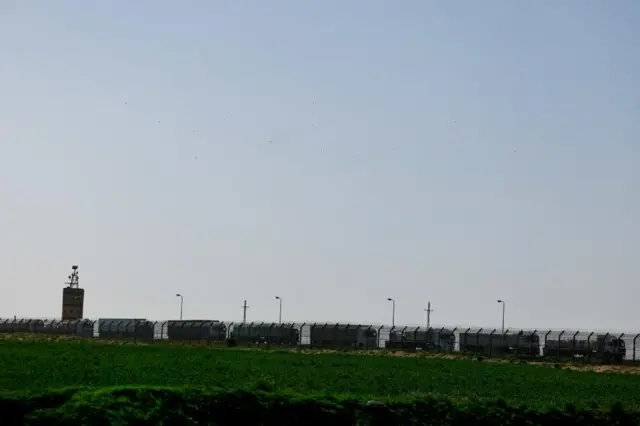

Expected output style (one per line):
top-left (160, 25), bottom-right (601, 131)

top-left (1, 1), bottom-right (638, 332)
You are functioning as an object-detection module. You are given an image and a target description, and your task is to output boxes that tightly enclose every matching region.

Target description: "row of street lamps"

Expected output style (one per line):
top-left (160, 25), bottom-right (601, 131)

top-left (174, 294), bottom-right (506, 330)
top-left (387, 298), bottom-right (506, 333)
top-left (174, 294), bottom-right (284, 324)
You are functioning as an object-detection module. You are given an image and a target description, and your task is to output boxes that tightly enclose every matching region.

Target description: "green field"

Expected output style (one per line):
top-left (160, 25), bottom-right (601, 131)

top-left (2, 337), bottom-right (640, 424)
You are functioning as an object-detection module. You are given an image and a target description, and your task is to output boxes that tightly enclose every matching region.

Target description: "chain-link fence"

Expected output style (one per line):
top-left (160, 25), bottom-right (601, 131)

top-left (1, 317), bottom-right (638, 363)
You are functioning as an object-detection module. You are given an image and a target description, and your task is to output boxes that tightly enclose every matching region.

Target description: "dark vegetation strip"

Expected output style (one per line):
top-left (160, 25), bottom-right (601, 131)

top-left (1, 387), bottom-right (639, 426)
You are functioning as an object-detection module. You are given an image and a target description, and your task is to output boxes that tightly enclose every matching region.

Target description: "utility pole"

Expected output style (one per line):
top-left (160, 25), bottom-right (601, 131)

top-left (424, 301), bottom-right (434, 329)
top-left (241, 300), bottom-right (250, 324)
top-left (387, 298), bottom-right (395, 327)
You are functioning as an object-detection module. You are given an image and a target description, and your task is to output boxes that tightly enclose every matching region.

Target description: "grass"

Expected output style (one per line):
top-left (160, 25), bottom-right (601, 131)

top-left (3, 386), bottom-right (637, 425)
top-left (1, 338), bottom-right (640, 412)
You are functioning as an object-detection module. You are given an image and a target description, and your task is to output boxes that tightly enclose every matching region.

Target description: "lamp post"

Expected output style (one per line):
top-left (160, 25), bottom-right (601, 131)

top-left (275, 296), bottom-right (282, 324)
top-left (176, 294), bottom-right (183, 320)
top-left (497, 299), bottom-right (505, 334)
top-left (387, 297), bottom-right (395, 327)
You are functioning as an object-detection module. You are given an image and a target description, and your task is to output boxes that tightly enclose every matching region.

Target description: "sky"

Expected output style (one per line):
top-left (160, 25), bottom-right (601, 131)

top-left (1, 1), bottom-right (638, 333)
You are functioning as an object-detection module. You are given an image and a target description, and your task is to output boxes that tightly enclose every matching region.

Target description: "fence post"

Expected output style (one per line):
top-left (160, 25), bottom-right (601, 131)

top-left (412, 327), bottom-right (419, 352)
top-left (366, 325), bottom-right (373, 349)
top-left (401, 326), bottom-right (408, 350)
top-left (634, 334), bottom-right (639, 362)
top-left (227, 322), bottom-right (233, 340)
top-left (489, 329), bottom-right (496, 357)
top-left (531, 330), bottom-right (538, 356)
top-left (285, 322), bottom-right (291, 346)
top-left (198, 321), bottom-right (205, 344)
top-left (248, 322), bottom-right (256, 346)
top-left (502, 328), bottom-right (510, 351)
top-left (619, 333), bottom-right (625, 362)
top-left (388, 325), bottom-right (396, 350)
top-left (329, 323), bottom-right (339, 348)
top-left (602, 332), bottom-right (610, 358)
top-left (310, 323), bottom-right (317, 348)
top-left (214, 322), bottom-right (221, 343)
top-left (425, 327), bottom-right (432, 350)
top-left (200, 321), bottom-right (207, 344)
top-left (544, 331), bottom-right (551, 356)
top-left (587, 332), bottom-right (594, 351)
top-left (449, 327), bottom-right (457, 352)
top-left (179, 321), bottom-right (187, 343)
top-left (517, 330), bottom-right (523, 354)
top-left (571, 331), bottom-right (579, 358)
top-left (475, 328), bottom-right (483, 355)
top-left (377, 325), bottom-right (384, 348)
top-left (463, 328), bottom-right (470, 353)
top-left (238, 322), bottom-right (246, 345)
top-left (210, 321), bottom-right (218, 344)
top-left (245, 322), bottom-right (251, 344)
top-left (257, 322), bottom-right (265, 346)
top-left (557, 331), bottom-right (566, 357)
top-left (296, 323), bottom-right (303, 347)
top-left (266, 323), bottom-right (274, 347)
top-left (345, 324), bottom-right (351, 348)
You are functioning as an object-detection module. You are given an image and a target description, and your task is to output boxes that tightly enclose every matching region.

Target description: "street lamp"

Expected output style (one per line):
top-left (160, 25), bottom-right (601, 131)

top-left (387, 298), bottom-right (395, 327)
top-left (176, 294), bottom-right (183, 320)
top-left (497, 300), bottom-right (505, 334)
top-left (275, 296), bottom-right (282, 324)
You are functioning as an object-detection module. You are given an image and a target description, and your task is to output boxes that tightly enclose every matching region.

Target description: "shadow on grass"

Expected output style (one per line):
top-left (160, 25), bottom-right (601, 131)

top-left (1, 386), bottom-right (637, 425)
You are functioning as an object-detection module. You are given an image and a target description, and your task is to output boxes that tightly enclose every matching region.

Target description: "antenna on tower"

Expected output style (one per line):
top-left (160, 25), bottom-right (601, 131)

top-left (62, 265), bottom-right (84, 321)
top-left (241, 300), bottom-right (250, 324)
top-left (65, 265), bottom-right (80, 289)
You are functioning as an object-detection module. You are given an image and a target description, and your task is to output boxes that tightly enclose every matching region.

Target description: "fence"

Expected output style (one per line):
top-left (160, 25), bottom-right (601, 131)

top-left (0, 317), bottom-right (638, 363)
